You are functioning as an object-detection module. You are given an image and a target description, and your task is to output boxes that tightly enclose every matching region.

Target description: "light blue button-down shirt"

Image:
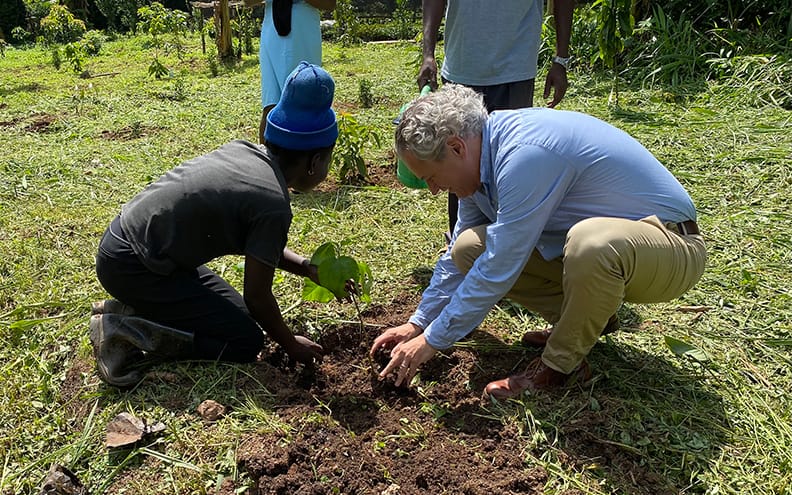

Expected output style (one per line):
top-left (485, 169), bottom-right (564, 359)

top-left (409, 109), bottom-right (697, 350)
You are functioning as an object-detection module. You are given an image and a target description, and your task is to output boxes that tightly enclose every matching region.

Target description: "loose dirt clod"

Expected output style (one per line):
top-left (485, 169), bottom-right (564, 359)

top-left (39, 464), bottom-right (87, 495)
top-left (105, 412), bottom-right (165, 448)
top-left (197, 399), bottom-right (226, 422)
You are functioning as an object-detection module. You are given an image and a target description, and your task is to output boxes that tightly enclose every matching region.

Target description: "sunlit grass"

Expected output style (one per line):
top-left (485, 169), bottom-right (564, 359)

top-left (1, 33), bottom-right (791, 494)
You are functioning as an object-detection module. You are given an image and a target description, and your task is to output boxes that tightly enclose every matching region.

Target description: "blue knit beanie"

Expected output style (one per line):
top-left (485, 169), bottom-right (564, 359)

top-left (265, 61), bottom-right (338, 150)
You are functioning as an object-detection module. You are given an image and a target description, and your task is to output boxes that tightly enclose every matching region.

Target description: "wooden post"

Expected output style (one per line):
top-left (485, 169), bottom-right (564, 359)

top-left (215, 0), bottom-right (233, 59)
top-left (197, 7), bottom-right (206, 54)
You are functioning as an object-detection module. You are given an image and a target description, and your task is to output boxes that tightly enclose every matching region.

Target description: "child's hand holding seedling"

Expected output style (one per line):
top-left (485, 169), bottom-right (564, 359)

top-left (302, 242), bottom-right (372, 304)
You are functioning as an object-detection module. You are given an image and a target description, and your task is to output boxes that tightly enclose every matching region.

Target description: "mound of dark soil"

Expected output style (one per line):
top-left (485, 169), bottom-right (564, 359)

top-left (223, 295), bottom-right (546, 494)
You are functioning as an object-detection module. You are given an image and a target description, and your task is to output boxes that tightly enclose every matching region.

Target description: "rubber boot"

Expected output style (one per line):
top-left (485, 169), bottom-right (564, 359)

top-left (91, 299), bottom-right (136, 316)
top-left (89, 314), bottom-right (145, 387)
top-left (89, 314), bottom-right (194, 387)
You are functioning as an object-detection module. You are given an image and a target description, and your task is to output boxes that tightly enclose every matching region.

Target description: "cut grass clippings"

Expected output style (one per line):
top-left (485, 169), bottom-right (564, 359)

top-left (1, 34), bottom-right (791, 494)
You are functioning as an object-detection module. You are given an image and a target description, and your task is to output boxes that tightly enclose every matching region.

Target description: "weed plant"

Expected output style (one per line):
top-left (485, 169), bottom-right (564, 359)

top-left (1, 33), bottom-right (791, 494)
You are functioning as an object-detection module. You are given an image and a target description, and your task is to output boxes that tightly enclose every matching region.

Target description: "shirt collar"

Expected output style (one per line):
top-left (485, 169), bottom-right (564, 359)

top-left (478, 122), bottom-right (493, 194)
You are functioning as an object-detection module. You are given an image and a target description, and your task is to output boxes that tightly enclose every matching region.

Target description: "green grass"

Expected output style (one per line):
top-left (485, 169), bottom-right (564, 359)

top-left (1, 33), bottom-right (791, 494)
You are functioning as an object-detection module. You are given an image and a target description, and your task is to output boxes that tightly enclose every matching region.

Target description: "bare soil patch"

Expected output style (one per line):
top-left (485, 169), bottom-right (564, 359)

top-left (24, 113), bottom-right (57, 132)
top-left (59, 294), bottom-right (686, 494)
top-left (0, 112), bottom-right (57, 131)
top-left (215, 294), bottom-right (549, 494)
top-left (99, 124), bottom-right (162, 141)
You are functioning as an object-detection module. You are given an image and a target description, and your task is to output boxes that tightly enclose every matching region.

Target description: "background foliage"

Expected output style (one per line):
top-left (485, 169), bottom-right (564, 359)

top-left (0, 2), bottom-right (791, 494)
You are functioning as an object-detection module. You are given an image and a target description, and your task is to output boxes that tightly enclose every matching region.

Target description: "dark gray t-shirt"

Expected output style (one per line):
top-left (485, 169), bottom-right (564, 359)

top-left (120, 140), bottom-right (292, 275)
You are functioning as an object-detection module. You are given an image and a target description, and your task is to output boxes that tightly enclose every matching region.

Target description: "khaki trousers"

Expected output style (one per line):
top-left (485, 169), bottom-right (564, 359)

top-left (451, 216), bottom-right (707, 373)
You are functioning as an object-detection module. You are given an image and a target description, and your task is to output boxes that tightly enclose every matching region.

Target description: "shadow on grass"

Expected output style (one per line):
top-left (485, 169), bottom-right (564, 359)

top-left (0, 82), bottom-right (42, 97)
top-left (221, 56), bottom-right (260, 74)
top-left (289, 185), bottom-right (356, 212)
top-left (564, 341), bottom-right (727, 494)
top-left (442, 330), bottom-right (729, 495)
top-left (409, 265), bottom-right (434, 291)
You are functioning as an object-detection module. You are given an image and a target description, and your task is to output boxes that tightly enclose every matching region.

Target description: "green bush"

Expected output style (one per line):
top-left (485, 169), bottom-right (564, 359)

top-left (11, 26), bottom-right (32, 44)
top-left (358, 20), bottom-right (418, 41)
top-left (329, 0), bottom-right (418, 43)
top-left (62, 42), bottom-right (86, 72)
top-left (50, 46), bottom-right (61, 69)
top-left (623, 6), bottom-right (711, 86)
top-left (23, 0), bottom-right (52, 23)
top-left (358, 78), bottom-right (374, 108)
top-left (94, 0), bottom-right (146, 32)
top-left (137, 2), bottom-right (189, 56)
top-left (0, 0), bottom-right (26, 43)
top-left (80, 29), bottom-right (104, 55)
top-left (324, 19), bottom-right (419, 42)
top-left (40, 4), bottom-right (86, 44)
top-left (332, 113), bottom-right (381, 184)
top-left (633, 0), bottom-right (792, 35)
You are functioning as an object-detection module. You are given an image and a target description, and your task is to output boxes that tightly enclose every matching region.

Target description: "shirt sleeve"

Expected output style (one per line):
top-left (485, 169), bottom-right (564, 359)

top-left (244, 209), bottom-right (292, 268)
top-left (408, 189), bottom-right (493, 331)
top-left (422, 145), bottom-right (577, 349)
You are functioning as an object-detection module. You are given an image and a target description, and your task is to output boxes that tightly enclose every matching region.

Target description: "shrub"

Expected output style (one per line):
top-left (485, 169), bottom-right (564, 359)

top-left (324, 18), bottom-right (420, 42)
top-left (137, 2), bottom-right (189, 57)
top-left (94, 0), bottom-right (146, 32)
top-left (623, 6), bottom-right (711, 87)
top-left (0, 0), bottom-right (26, 43)
top-left (11, 26), bottom-right (32, 44)
top-left (634, 0), bottom-right (792, 34)
top-left (51, 46), bottom-right (62, 69)
top-left (358, 78), bottom-right (374, 108)
top-left (62, 42), bottom-right (86, 72)
top-left (40, 4), bottom-right (86, 44)
top-left (138, 2), bottom-right (189, 78)
top-left (231, 5), bottom-right (256, 57)
top-left (332, 113), bottom-right (380, 184)
top-left (23, 0), bottom-right (52, 25)
top-left (80, 29), bottom-right (104, 55)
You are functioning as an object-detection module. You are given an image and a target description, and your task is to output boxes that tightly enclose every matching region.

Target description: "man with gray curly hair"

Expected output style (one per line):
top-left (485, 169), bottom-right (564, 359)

top-left (372, 84), bottom-right (707, 399)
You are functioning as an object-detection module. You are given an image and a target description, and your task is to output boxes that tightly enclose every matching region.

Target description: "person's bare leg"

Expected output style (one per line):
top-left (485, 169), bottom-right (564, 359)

top-left (259, 104), bottom-right (276, 144)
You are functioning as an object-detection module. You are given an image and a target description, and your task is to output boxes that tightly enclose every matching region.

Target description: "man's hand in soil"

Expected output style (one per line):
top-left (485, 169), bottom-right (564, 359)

top-left (377, 332), bottom-right (437, 387)
top-left (370, 322), bottom-right (422, 357)
top-left (285, 335), bottom-right (324, 364)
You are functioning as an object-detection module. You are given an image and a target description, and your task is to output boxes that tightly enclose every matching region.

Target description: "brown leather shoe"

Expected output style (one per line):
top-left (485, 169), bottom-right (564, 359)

top-left (520, 313), bottom-right (620, 347)
top-left (483, 357), bottom-right (591, 400)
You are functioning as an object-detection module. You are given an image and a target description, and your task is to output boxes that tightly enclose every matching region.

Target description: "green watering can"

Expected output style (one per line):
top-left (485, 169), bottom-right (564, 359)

top-left (393, 85), bottom-right (432, 189)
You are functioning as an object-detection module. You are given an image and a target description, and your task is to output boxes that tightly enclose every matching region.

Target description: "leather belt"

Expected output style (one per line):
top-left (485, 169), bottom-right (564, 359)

top-left (669, 220), bottom-right (700, 236)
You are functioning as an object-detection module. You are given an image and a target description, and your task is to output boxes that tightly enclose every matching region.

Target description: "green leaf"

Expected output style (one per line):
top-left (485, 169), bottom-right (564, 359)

top-left (310, 242), bottom-right (339, 268)
top-left (10, 318), bottom-right (54, 331)
top-left (318, 256), bottom-right (359, 298)
top-left (303, 241), bottom-right (374, 303)
top-left (302, 279), bottom-right (335, 303)
top-left (664, 336), bottom-right (709, 362)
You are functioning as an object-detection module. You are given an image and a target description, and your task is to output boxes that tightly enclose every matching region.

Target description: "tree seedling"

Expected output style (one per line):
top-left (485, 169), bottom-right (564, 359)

top-left (301, 242), bottom-right (377, 376)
